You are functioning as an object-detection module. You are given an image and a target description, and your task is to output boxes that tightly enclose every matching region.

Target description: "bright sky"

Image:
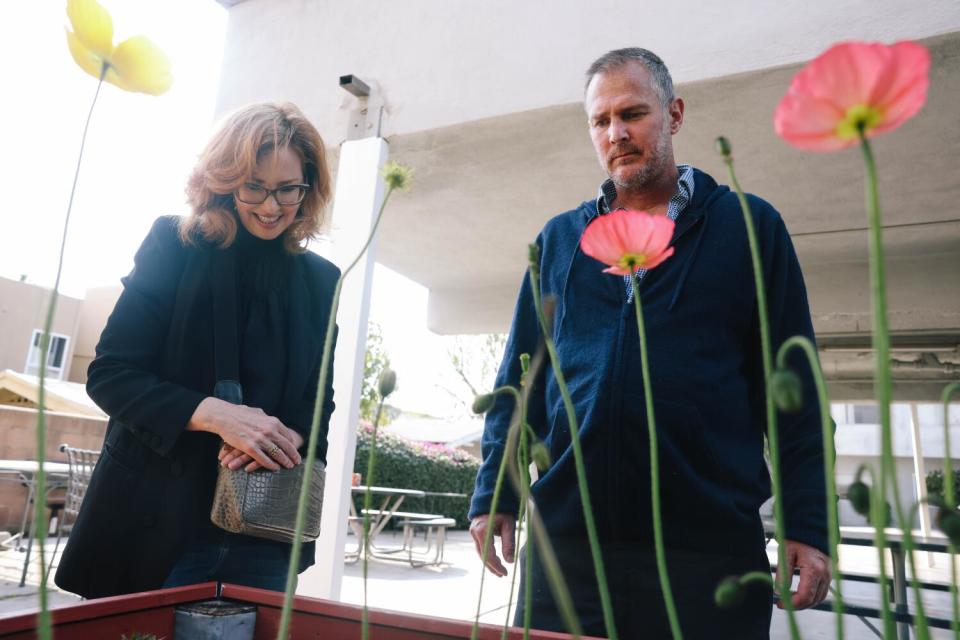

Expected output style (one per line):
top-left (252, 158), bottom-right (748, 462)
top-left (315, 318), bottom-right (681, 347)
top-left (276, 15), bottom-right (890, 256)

top-left (2, 1), bottom-right (227, 295)
top-left (3, 1), bottom-right (486, 418)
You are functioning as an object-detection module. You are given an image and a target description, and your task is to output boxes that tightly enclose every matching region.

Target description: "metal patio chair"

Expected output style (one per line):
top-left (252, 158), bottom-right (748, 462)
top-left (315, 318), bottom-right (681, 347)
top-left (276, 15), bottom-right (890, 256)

top-left (42, 443), bottom-right (100, 586)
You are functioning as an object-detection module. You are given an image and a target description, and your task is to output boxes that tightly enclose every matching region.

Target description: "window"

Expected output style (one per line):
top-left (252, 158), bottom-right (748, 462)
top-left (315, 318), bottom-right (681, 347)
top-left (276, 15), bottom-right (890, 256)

top-left (832, 403), bottom-right (881, 425)
top-left (25, 330), bottom-right (70, 380)
top-left (851, 404), bottom-right (880, 424)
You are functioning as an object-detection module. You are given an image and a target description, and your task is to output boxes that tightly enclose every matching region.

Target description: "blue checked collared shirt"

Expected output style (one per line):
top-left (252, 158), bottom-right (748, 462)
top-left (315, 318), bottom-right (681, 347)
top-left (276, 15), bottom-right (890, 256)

top-left (595, 164), bottom-right (695, 302)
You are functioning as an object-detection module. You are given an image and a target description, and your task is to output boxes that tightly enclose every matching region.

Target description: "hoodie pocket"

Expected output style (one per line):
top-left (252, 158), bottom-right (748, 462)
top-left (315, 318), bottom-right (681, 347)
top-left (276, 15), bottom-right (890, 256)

top-left (621, 393), bottom-right (724, 499)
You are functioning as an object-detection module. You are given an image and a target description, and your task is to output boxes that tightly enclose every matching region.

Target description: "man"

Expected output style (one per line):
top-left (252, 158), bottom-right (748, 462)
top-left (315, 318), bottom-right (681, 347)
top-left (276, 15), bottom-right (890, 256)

top-left (468, 48), bottom-right (831, 639)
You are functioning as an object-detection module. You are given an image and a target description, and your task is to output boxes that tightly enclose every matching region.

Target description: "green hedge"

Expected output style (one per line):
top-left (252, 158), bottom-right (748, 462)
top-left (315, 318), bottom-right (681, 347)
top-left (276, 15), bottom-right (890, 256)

top-left (352, 423), bottom-right (480, 528)
top-left (926, 468), bottom-right (960, 503)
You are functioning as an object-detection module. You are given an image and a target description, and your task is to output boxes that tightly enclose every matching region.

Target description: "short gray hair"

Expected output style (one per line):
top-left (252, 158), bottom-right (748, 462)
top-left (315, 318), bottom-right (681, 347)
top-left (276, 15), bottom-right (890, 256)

top-left (585, 48), bottom-right (675, 107)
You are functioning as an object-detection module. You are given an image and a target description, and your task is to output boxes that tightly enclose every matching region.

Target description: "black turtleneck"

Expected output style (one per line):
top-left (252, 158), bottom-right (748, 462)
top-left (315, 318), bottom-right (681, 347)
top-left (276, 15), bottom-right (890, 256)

top-left (233, 224), bottom-right (291, 417)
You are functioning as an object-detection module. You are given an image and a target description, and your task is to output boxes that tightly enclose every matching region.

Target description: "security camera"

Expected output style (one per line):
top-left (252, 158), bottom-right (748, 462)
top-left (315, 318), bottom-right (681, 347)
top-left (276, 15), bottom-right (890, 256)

top-left (339, 75), bottom-right (371, 97)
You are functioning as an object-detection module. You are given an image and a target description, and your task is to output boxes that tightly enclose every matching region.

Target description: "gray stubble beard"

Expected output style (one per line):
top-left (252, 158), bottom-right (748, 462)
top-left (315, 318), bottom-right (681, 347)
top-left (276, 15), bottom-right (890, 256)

top-left (607, 127), bottom-right (674, 194)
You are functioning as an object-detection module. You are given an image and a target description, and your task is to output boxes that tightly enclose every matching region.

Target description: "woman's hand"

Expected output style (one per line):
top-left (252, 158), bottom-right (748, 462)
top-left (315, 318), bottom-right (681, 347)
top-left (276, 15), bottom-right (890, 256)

top-left (188, 397), bottom-right (304, 472)
top-left (218, 428), bottom-right (305, 473)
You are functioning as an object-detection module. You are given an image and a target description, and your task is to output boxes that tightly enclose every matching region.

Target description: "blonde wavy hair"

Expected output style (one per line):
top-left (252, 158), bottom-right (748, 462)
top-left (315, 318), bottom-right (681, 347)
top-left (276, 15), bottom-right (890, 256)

top-left (180, 102), bottom-right (332, 253)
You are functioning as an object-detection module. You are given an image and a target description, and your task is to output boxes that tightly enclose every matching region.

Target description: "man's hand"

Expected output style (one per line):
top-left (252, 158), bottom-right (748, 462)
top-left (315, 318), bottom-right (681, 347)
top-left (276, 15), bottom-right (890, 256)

top-left (469, 514), bottom-right (516, 577)
top-left (775, 539), bottom-right (831, 609)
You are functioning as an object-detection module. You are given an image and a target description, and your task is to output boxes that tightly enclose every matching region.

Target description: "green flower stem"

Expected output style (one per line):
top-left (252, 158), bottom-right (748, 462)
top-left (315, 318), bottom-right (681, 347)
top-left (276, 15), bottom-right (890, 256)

top-left (276, 183), bottom-right (397, 640)
top-left (720, 153), bottom-right (800, 640)
top-left (489, 368), bottom-right (583, 638)
top-left (629, 275), bottom-right (682, 639)
top-left (859, 134), bottom-right (930, 639)
top-left (524, 489), bottom-right (534, 639)
top-left (500, 488), bottom-right (523, 640)
top-left (519, 357), bottom-right (535, 640)
top-left (943, 384), bottom-right (960, 510)
top-left (528, 253), bottom-right (617, 640)
top-left (941, 382), bottom-right (960, 639)
top-left (495, 339), bottom-right (580, 638)
top-left (502, 358), bottom-right (534, 640)
top-left (471, 386), bottom-right (521, 640)
top-left (33, 67), bottom-right (108, 640)
top-left (525, 506), bottom-right (583, 638)
top-left (776, 336), bottom-right (844, 639)
top-left (361, 397), bottom-right (387, 639)
top-left (518, 413), bottom-right (534, 639)
top-left (860, 133), bottom-right (895, 639)
top-left (502, 415), bottom-right (530, 640)
top-left (860, 465), bottom-right (896, 639)
top-left (521, 447), bottom-right (535, 639)
top-left (512, 415), bottom-right (544, 640)
top-left (895, 516), bottom-right (932, 639)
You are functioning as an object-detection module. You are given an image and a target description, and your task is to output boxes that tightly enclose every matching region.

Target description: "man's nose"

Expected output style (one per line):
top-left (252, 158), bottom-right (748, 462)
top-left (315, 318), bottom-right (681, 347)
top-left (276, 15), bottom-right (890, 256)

top-left (608, 120), bottom-right (628, 143)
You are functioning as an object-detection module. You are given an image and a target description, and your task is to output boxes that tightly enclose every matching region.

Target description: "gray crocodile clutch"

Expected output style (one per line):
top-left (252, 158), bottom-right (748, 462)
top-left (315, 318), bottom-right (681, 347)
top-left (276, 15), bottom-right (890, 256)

top-left (210, 460), bottom-right (325, 543)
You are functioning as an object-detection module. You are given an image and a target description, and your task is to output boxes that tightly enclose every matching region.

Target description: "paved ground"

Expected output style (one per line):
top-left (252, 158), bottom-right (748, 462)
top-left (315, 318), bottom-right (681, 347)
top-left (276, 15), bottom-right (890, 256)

top-left (337, 529), bottom-right (520, 627)
top-left (1, 529), bottom-right (958, 638)
top-left (0, 534), bottom-right (81, 615)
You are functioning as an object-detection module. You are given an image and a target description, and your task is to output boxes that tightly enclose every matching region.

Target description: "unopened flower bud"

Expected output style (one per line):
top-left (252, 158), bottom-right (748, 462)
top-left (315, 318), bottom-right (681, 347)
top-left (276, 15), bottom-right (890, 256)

top-left (770, 369), bottom-right (803, 413)
top-left (881, 501), bottom-right (893, 528)
top-left (528, 244), bottom-right (541, 268)
top-left (714, 576), bottom-right (745, 608)
top-left (715, 136), bottom-right (733, 158)
top-left (937, 507), bottom-right (960, 546)
top-left (377, 369), bottom-right (397, 398)
top-left (520, 353), bottom-right (531, 375)
top-left (381, 161), bottom-right (413, 191)
top-left (531, 442), bottom-right (552, 472)
top-left (472, 393), bottom-right (496, 415)
top-left (847, 481), bottom-right (871, 517)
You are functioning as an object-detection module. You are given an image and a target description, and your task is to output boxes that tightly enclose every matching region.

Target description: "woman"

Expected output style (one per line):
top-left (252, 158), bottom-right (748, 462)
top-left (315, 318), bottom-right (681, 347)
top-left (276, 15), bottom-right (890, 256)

top-left (55, 102), bottom-right (340, 598)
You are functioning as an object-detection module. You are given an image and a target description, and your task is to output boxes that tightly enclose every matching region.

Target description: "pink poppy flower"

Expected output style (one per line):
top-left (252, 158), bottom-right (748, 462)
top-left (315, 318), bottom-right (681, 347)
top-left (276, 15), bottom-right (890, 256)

top-left (774, 41), bottom-right (930, 152)
top-left (580, 209), bottom-right (675, 275)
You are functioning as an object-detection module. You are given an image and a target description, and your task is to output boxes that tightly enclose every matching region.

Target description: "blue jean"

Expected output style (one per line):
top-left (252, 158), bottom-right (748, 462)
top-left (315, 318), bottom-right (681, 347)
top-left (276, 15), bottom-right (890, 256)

top-left (162, 532), bottom-right (294, 592)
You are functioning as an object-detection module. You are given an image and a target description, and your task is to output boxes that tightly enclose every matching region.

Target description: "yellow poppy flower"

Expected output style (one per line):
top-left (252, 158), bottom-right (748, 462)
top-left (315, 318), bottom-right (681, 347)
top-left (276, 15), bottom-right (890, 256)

top-left (381, 161), bottom-right (414, 191)
top-left (65, 0), bottom-right (172, 96)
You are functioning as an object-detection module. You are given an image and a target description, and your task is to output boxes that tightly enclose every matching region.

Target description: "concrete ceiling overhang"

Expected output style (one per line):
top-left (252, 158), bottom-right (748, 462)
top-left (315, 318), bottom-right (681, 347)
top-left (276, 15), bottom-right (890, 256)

top-left (374, 32), bottom-right (960, 400)
top-left (212, 0), bottom-right (960, 400)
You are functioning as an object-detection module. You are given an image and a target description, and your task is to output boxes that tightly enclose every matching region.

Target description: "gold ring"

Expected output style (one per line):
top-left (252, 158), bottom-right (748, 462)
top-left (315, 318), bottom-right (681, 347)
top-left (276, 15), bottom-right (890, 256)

top-left (268, 444), bottom-right (280, 457)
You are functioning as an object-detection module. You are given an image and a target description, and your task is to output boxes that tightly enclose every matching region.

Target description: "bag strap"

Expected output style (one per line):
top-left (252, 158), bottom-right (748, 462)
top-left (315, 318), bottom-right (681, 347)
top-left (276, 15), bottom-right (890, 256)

top-left (211, 248), bottom-right (243, 405)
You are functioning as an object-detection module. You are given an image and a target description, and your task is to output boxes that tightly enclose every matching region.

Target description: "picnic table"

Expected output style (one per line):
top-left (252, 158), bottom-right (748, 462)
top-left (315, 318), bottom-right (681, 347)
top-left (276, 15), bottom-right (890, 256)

top-left (345, 486), bottom-right (464, 567)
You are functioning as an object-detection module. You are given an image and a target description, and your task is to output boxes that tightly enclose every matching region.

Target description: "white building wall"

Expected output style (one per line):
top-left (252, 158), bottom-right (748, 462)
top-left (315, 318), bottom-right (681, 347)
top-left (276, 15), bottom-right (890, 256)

top-left (833, 402), bottom-right (960, 529)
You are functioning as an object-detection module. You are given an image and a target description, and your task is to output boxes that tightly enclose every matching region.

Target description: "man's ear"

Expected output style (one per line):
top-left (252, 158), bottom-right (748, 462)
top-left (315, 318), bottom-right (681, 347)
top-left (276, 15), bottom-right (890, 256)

top-left (669, 97), bottom-right (685, 135)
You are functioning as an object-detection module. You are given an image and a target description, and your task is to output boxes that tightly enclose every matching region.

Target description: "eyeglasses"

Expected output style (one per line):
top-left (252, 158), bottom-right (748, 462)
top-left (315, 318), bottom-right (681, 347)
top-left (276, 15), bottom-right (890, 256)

top-left (235, 183), bottom-right (310, 206)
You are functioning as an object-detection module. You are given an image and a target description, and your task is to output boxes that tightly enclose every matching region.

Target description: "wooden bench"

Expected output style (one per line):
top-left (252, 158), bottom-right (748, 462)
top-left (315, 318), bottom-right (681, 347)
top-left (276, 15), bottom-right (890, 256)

top-left (358, 509), bottom-right (443, 521)
top-left (399, 517), bottom-right (457, 567)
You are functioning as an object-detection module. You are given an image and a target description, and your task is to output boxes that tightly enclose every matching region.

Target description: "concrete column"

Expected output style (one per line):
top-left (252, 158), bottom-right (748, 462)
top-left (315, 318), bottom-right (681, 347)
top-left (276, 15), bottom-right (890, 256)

top-left (908, 403), bottom-right (934, 566)
top-left (298, 137), bottom-right (388, 600)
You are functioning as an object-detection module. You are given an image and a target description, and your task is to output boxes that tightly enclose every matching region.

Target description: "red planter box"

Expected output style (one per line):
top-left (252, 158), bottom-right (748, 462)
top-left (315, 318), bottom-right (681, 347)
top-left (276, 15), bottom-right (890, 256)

top-left (0, 583), bottom-right (217, 640)
top-left (0, 583), bottom-right (599, 639)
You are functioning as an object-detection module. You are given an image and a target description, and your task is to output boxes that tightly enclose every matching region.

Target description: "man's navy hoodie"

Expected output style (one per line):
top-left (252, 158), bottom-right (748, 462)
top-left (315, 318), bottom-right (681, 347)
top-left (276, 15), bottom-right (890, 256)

top-left (469, 168), bottom-right (828, 557)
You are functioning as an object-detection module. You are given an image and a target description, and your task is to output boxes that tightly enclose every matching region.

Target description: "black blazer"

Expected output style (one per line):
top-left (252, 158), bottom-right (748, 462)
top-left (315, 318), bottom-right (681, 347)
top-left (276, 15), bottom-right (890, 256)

top-left (55, 216), bottom-right (339, 598)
